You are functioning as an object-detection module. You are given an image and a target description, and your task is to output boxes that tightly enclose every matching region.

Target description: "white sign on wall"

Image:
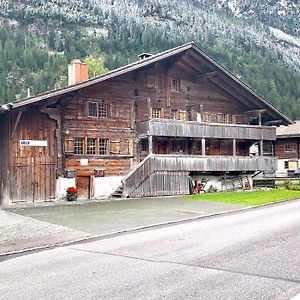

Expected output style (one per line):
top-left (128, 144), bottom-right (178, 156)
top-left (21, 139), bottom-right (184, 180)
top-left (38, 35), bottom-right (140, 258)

top-left (80, 159), bottom-right (89, 166)
top-left (19, 140), bottom-right (48, 147)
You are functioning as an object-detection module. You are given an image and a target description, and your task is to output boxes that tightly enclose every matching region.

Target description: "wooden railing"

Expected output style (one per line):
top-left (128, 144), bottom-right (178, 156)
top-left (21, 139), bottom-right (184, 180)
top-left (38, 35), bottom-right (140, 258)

top-left (122, 154), bottom-right (152, 198)
top-left (136, 119), bottom-right (276, 140)
top-left (151, 155), bottom-right (277, 172)
top-left (122, 154), bottom-right (277, 198)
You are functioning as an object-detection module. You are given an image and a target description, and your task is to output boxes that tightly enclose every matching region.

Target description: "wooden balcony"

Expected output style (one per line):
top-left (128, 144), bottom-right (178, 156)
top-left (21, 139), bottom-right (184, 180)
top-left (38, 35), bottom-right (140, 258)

top-left (136, 119), bottom-right (276, 140)
top-left (151, 155), bottom-right (277, 172)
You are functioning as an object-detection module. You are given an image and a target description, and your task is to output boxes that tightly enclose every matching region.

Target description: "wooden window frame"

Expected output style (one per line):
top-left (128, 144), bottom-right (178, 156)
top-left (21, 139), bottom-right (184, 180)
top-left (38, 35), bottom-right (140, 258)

top-left (87, 101), bottom-right (98, 117)
top-left (204, 112), bottom-right (211, 123)
top-left (284, 144), bottom-right (296, 152)
top-left (155, 76), bottom-right (162, 90)
top-left (170, 79), bottom-right (181, 92)
top-left (284, 161), bottom-right (289, 169)
top-left (99, 103), bottom-right (108, 118)
top-left (99, 139), bottom-right (109, 155)
top-left (86, 138), bottom-right (97, 155)
top-left (141, 139), bottom-right (148, 152)
top-left (151, 108), bottom-right (161, 119)
top-left (222, 113), bottom-right (229, 124)
top-left (74, 138), bottom-right (84, 155)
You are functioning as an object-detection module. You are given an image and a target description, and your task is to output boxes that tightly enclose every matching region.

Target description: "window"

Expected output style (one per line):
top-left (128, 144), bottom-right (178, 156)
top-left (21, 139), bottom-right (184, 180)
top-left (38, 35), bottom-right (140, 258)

top-left (171, 109), bottom-right (178, 120)
top-left (284, 161), bottom-right (289, 169)
top-left (99, 139), bottom-right (109, 155)
top-left (74, 138), bottom-right (84, 155)
top-left (99, 104), bottom-right (108, 118)
top-left (87, 102), bottom-right (98, 117)
top-left (170, 79), bottom-right (180, 91)
top-left (179, 110), bottom-right (187, 121)
top-left (141, 139), bottom-right (148, 152)
top-left (229, 114), bottom-right (235, 124)
top-left (155, 76), bottom-right (162, 90)
top-left (87, 138), bottom-right (97, 155)
top-left (152, 108), bottom-right (161, 119)
top-left (204, 112), bottom-right (211, 123)
top-left (222, 114), bottom-right (228, 124)
top-left (284, 144), bottom-right (296, 152)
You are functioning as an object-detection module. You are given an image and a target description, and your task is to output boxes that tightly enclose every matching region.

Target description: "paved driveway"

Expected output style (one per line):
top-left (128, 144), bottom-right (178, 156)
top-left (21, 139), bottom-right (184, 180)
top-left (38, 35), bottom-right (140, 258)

top-left (7, 197), bottom-right (248, 235)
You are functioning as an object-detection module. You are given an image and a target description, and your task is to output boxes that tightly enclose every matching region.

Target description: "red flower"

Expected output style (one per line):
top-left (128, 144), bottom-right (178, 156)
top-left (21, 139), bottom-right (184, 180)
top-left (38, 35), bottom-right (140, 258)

top-left (67, 187), bottom-right (78, 194)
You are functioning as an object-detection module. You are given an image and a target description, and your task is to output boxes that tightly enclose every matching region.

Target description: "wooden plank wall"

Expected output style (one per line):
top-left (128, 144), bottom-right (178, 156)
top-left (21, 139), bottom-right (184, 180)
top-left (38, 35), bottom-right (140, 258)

top-left (129, 171), bottom-right (189, 198)
top-left (9, 107), bottom-right (57, 203)
top-left (275, 138), bottom-right (300, 159)
top-left (0, 113), bottom-right (9, 204)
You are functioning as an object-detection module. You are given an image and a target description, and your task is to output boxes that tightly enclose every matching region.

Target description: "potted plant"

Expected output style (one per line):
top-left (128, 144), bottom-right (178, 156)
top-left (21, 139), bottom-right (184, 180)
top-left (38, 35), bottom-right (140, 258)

top-left (66, 187), bottom-right (78, 201)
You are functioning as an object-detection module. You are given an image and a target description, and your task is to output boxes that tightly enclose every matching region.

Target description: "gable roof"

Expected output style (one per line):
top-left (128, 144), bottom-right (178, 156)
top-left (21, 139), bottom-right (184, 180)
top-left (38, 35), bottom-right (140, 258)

top-left (0, 42), bottom-right (292, 125)
top-left (277, 121), bottom-right (300, 138)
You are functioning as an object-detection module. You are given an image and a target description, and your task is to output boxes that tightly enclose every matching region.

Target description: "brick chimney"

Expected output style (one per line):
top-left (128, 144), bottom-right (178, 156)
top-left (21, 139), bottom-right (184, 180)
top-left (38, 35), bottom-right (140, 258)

top-left (68, 59), bottom-right (88, 86)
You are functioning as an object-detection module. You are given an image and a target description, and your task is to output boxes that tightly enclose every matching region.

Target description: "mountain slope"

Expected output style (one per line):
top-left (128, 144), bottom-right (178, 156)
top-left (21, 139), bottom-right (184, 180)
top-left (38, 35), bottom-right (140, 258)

top-left (0, 0), bottom-right (299, 119)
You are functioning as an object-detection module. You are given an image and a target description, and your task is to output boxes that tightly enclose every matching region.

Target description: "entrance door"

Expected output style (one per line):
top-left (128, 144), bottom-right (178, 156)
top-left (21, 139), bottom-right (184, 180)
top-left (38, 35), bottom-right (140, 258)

top-left (76, 176), bottom-right (91, 199)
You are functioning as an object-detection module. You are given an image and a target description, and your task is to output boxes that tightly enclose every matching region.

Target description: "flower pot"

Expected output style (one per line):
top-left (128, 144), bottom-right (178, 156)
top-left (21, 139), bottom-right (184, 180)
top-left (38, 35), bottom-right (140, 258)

top-left (66, 193), bottom-right (78, 201)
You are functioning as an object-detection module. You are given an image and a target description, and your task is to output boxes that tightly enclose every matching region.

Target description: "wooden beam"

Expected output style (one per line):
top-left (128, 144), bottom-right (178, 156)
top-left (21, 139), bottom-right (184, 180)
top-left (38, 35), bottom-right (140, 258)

top-left (233, 139), bottom-right (236, 156)
top-left (180, 54), bottom-right (207, 73)
top-left (201, 138), bottom-right (206, 156)
top-left (10, 109), bottom-right (23, 138)
top-left (263, 120), bottom-right (283, 126)
top-left (193, 71), bottom-right (218, 83)
top-left (245, 109), bottom-right (266, 115)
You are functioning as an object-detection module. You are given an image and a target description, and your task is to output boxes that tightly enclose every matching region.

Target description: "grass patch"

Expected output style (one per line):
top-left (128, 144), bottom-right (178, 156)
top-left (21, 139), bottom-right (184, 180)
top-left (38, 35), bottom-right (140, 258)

top-left (186, 189), bottom-right (300, 206)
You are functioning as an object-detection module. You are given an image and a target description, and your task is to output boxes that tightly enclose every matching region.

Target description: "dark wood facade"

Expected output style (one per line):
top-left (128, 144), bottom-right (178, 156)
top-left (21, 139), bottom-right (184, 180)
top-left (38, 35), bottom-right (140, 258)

top-left (0, 42), bottom-right (292, 203)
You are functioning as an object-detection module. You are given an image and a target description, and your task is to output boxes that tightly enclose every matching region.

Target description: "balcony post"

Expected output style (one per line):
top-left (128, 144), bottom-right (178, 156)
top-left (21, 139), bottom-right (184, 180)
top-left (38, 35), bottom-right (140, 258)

top-left (260, 140), bottom-right (263, 156)
top-left (149, 135), bottom-right (153, 154)
top-left (148, 98), bottom-right (152, 120)
top-left (201, 138), bottom-right (206, 156)
top-left (233, 139), bottom-right (236, 156)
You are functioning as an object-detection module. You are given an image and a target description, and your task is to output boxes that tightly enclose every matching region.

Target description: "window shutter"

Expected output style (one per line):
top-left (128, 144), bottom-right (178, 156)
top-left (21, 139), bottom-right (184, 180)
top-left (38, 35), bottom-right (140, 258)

top-left (65, 138), bottom-right (74, 154)
top-left (180, 80), bottom-right (187, 92)
top-left (110, 140), bottom-right (120, 154)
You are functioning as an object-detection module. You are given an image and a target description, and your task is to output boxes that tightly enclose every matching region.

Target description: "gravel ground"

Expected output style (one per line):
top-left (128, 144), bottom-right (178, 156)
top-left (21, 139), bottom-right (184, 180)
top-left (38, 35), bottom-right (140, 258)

top-left (0, 209), bottom-right (89, 254)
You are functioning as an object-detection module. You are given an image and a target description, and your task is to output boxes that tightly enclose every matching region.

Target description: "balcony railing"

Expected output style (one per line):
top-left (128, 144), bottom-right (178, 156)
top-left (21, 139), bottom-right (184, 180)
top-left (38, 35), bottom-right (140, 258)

top-left (151, 155), bottom-right (277, 172)
top-left (136, 119), bottom-right (276, 141)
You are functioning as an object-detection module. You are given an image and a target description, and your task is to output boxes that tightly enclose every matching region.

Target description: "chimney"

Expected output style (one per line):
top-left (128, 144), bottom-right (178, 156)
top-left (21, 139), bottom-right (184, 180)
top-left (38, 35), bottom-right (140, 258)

top-left (138, 53), bottom-right (152, 60)
top-left (68, 59), bottom-right (88, 86)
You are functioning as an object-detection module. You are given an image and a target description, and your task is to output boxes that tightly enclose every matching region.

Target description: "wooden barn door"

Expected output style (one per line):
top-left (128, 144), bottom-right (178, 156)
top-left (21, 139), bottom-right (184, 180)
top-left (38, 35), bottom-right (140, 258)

top-left (10, 157), bottom-right (56, 203)
top-left (9, 108), bottom-right (57, 203)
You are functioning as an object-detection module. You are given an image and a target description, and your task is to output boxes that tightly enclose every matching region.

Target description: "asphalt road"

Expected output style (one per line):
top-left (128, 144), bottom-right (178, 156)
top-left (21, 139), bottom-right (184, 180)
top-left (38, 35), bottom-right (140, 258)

top-left (1, 200), bottom-right (300, 300)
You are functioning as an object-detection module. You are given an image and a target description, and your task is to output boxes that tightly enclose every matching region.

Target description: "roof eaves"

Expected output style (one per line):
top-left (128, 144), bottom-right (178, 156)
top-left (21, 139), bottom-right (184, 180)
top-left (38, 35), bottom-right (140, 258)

top-left (190, 44), bottom-right (293, 125)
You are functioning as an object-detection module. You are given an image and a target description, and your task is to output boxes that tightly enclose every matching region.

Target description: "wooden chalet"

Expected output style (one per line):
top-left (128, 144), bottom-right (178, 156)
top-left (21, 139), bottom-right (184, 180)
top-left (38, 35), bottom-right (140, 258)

top-left (275, 121), bottom-right (300, 175)
top-left (0, 42), bottom-right (292, 204)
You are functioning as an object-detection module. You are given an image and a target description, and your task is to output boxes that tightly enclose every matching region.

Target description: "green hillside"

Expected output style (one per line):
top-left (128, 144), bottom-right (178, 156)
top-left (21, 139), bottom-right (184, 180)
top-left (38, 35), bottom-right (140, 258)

top-left (0, 11), bottom-right (299, 119)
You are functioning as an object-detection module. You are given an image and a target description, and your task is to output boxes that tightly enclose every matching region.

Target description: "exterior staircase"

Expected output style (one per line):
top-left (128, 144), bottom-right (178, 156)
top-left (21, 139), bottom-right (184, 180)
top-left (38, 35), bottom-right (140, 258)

top-left (110, 184), bottom-right (124, 198)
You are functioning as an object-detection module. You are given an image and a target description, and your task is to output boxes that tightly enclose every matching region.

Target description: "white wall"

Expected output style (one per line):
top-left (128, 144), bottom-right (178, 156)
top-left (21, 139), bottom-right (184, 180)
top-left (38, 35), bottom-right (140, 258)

top-left (94, 176), bottom-right (123, 198)
top-left (277, 159), bottom-right (288, 176)
top-left (56, 177), bottom-right (76, 199)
